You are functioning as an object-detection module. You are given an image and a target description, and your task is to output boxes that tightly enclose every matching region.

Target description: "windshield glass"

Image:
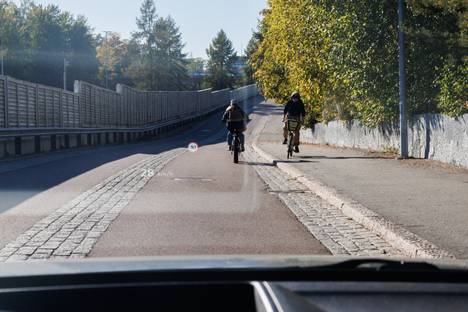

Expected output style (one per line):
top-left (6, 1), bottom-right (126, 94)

top-left (0, 0), bottom-right (466, 263)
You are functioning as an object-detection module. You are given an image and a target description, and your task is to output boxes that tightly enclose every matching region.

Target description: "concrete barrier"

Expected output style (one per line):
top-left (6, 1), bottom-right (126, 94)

top-left (40, 135), bottom-right (51, 153)
top-left (20, 136), bottom-right (35, 155)
top-left (301, 113), bottom-right (468, 168)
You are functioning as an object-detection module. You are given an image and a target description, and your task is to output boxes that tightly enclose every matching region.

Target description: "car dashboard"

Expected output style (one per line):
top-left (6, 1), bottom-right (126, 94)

top-left (0, 257), bottom-right (468, 311)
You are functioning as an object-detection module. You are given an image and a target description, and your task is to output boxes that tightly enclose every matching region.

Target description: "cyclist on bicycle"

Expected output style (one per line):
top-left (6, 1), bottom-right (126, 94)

top-left (222, 99), bottom-right (247, 152)
top-left (283, 91), bottom-right (305, 153)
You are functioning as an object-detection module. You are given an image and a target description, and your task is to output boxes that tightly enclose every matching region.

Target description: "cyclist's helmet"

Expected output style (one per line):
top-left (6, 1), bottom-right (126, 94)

top-left (230, 99), bottom-right (241, 110)
top-left (291, 91), bottom-right (301, 100)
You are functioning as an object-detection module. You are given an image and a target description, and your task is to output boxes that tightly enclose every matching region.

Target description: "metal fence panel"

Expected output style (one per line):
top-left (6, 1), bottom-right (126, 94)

top-left (1, 75), bottom-right (258, 130)
top-left (0, 76), bottom-right (6, 128)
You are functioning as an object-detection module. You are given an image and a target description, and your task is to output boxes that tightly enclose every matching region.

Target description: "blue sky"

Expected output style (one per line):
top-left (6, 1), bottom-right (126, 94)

top-left (13, 0), bottom-right (266, 58)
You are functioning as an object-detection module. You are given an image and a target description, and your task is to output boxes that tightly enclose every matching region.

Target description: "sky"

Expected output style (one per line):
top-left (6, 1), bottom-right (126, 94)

top-left (12, 0), bottom-right (267, 59)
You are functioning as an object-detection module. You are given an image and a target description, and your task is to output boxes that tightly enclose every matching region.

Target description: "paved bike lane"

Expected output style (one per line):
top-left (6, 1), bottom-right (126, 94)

top-left (254, 101), bottom-right (468, 258)
top-left (90, 99), bottom-right (330, 257)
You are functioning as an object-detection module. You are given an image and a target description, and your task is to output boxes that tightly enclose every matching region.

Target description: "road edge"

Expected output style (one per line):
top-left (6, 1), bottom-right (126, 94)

top-left (249, 111), bottom-right (455, 260)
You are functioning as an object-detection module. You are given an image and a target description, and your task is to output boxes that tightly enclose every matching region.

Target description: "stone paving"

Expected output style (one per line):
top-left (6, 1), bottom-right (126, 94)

top-left (243, 147), bottom-right (402, 257)
top-left (0, 137), bottom-right (403, 261)
top-left (0, 149), bottom-right (184, 262)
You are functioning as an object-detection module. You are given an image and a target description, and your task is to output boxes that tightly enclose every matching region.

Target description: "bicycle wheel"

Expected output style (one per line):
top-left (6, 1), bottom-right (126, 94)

top-left (233, 136), bottom-right (239, 164)
top-left (287, 133), bottom-right (294, 158)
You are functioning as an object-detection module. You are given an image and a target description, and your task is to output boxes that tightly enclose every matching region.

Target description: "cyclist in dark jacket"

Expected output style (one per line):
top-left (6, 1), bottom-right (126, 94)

top-left (222, 99), bottom-right (247, 151)
top-left (283, 91), bottom-right (306, 153)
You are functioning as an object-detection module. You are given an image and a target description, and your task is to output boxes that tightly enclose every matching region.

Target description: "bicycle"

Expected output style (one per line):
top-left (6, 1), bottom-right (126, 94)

top-left (285, 117), bottom-right (300, 159)
top-left (231, 129), bottom-right (242, 164)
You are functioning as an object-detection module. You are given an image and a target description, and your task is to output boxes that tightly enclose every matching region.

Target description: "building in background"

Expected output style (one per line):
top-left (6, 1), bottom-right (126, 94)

top-left (233, 56), bottom-right (246, 79)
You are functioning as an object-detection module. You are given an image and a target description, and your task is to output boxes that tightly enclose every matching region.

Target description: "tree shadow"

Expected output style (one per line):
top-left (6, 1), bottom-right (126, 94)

top-left (274, 159), bottom-right (317, 164)
top-left (295, 155), bottom-right (388, 160)
top-left (247, 100), bottom-right (283, 117)
top-left (0, 105), bottom-right (231, 214)
top-left (238, 160), bottom-right (275, 167)
top-left (0, 95), bottom-right (273, 214)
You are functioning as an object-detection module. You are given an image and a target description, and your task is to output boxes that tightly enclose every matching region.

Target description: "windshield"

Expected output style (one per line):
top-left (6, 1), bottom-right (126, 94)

top-left (0, 0), bottom-right (466, 264)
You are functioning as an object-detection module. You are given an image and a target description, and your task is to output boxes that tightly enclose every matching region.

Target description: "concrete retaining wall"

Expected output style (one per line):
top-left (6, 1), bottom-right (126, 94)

top-left (301, 113), bottom-right (468, 168)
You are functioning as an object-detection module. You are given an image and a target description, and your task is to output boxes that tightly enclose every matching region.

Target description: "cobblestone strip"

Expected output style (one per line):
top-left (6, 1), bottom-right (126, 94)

top-left (0, 149), bottom-right (185, 262)
top-left (244, 147), bottom-right (402, 257)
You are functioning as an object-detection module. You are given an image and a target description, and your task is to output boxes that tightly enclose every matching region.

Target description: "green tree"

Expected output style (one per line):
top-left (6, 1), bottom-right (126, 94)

top-left (186, 57), bottom-right (206, 90)
top-left (0, 1), bottom-right (98, 88)
top-left (21, 4), bottom-right (68, 86)
top-left (153, 16), bottom-right (188, 90)
top-left (0, 1), bottom-right (22, 76)
top-left (96, 32), bottom-right (128, 88)
top-left (244, 30), bottom-right (261, 85)
top-left (250, 0), bottom-right (467, 127)
top-left (65, 15), bottom-right (99, 89)
top-left (205, 29), bottom-right (237, 90)
top-left (130, 0), bottom-right (158, 90)
top-left (130, 0), bottom-right (188, 91)
top-left (436, 57), bottom-right (468, 117)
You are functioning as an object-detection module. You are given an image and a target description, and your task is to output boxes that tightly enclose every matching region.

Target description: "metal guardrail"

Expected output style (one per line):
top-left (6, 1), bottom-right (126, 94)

top-left (0, 102), bottom-right (226, 138)
top-left (0, 78), bottom-right (258, 161)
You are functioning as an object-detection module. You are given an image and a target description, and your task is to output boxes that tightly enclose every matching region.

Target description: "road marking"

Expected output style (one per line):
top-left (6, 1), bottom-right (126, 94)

top-left (0, 149), bottom-right (185, 262)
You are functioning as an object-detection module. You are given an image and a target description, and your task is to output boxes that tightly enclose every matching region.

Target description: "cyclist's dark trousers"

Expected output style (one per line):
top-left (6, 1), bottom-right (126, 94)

top-left (227, 131), bottom-right (245, 146)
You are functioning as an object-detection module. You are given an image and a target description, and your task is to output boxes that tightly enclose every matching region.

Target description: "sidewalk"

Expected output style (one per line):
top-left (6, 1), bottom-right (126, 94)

top-left (254, 102), bottom-right (468, 258)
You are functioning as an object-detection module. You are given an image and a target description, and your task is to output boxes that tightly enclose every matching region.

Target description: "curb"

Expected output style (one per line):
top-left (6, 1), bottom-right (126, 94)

top-left (249, 116), bottom-right (455, 259)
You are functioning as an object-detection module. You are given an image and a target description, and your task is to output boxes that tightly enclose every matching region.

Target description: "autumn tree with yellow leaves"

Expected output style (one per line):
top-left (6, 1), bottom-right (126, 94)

top-left (249, 0), bottom-right (467, 127)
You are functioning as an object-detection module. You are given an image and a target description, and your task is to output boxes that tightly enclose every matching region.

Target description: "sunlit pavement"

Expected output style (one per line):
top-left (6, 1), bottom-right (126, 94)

top-left (0, 97), bottom-right (330, 261)
top-left (3, 98), bottom-right (466, 261)
top-left (255, 102), bottom-right (468, 259)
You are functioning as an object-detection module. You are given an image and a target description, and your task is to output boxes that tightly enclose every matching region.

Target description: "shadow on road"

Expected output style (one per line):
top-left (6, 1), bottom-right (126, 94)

top-left (296, 155), bottom-right (390, 160)
top-left (275, 159), bottom-right (317, 164)
top-left (0, 96), bottom-right (267, 214)
top-left (238, 160), bottom-right (275, 167)
top-left (248, 101), bottom-right (283, 117)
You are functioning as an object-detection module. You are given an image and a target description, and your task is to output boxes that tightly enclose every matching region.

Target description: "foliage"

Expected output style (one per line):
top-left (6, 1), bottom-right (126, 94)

top-left (435, 57), bottom-right (468, 117)
top-left (0, 0), bottom-right (192, 92)
top-left (250, 0), bottom-right (467, 127)
top-left (96, 32), bottom-right (129, 89)
top-left (186, 57), bottom-right (206, 90)
top-left (0, 0), bottom-right (98, 89)
top-left (152, 16), bottom-right (188, 90)
top-left (205, 29), bottom-right (237, 90)
top-left (244, 31), bottom-right (261, 85)
top-left (129, 0), bottom-right (188, 91)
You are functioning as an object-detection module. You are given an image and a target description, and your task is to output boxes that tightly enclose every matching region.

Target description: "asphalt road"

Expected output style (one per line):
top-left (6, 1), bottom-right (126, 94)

top-left (256, 102), bottom-right (468, 258)
top-left (0, 97), bottom-right (329, 257)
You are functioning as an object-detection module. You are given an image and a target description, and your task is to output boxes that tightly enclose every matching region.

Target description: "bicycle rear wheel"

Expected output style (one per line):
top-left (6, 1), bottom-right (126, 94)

top-left (287, 133), bottom-right (294, 159)
top-left (233, 136), bottom-right (239, 164)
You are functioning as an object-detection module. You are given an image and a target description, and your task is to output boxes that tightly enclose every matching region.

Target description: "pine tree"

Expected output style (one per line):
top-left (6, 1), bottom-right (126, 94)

top-left (153, 16), bottom-right (188, 90)
top-left (131, 0), bottom-right (158, 90)
top-left (244, 30), bottom-right (261, 85)
top-left (206, 30), bottom-right (237, 90)
top-left (135, 0), bottom-right (156, 48)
